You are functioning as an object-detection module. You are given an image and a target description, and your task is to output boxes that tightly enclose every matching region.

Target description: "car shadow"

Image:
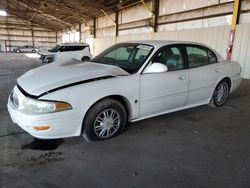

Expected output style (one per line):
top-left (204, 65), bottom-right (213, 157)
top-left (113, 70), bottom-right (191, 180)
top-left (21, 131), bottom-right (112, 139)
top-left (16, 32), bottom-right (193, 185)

top-left (21, 138), bottom-right (65, 151)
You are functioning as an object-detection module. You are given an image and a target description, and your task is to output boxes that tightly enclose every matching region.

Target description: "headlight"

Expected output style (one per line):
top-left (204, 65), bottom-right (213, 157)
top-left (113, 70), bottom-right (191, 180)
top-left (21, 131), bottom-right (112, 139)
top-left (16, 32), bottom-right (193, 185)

top-left (23, 97), bottom-right (72, 114)
top-left (10, 90), bottom-right (19, 108)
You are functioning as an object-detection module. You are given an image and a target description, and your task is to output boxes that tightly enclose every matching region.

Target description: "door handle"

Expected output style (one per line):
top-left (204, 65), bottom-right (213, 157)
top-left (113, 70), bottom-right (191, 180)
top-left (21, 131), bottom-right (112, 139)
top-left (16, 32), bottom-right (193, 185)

top-left (179, 75), bottom-right (187, 80)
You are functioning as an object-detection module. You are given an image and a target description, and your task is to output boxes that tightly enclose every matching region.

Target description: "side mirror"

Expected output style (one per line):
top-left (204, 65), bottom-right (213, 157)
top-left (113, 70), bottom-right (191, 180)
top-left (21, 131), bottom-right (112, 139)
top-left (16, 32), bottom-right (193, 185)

top-left (144, 62), bottom-right (168, 74)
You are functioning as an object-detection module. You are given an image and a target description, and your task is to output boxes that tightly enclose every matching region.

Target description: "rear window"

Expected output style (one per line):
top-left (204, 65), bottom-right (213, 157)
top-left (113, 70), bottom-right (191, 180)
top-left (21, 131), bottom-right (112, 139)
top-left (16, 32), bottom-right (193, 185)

top-left (207, 49), bottom-right (217, 64)
top-left (72, 46), bottom-right (87, 51)
top-left (186, 46), bottom-right (209, 68)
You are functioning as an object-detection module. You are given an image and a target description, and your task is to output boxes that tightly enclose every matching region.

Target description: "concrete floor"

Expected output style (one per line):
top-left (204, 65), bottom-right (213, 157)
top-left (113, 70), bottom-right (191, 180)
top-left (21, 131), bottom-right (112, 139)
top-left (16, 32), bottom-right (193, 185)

top-left (0, 53), bottom-right (250, 188)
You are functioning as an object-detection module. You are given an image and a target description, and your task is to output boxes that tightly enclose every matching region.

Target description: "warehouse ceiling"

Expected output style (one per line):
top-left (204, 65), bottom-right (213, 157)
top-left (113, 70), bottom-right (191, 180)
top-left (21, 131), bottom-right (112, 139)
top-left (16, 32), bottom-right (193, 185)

top-left (0, 0), bottom-right (140, 31)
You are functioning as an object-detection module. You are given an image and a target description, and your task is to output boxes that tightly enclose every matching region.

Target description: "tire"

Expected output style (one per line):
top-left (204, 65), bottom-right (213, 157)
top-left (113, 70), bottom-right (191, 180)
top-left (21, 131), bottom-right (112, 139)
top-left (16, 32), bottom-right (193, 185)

top-left (82, 98), bottom-right (127, 142)
top-left (16, 50), bottom-right (21, 53)
top-left (209, 80), bottom-right (229, 107)
top-left (81, 56), bottom-right (90, 62)
top-left (32, 50), bottom-right (36, 53)
top-left (44, 57), bottom-right (53, 64)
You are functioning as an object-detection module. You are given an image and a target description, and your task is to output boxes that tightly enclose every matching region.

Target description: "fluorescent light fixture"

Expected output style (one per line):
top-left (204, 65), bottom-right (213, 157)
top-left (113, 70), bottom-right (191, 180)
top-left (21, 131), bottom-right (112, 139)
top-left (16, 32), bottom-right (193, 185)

top-left (0, 10), bottom-right (7, 16)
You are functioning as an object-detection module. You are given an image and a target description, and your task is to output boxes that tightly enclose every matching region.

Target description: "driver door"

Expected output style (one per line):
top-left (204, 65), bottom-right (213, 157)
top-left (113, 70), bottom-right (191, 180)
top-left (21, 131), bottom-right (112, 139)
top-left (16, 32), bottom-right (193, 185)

top-left (139, 45), bottom-right (189, 117)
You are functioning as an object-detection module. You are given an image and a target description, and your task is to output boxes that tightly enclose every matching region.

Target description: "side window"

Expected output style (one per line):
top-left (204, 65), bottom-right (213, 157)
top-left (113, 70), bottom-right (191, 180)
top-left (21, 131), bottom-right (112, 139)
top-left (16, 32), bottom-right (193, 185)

top-left (68, 46), bottom-right (76, 51)
top-left (152, 46), bottom-right (184, 71)
top-left (72, 46), bottom-right (86, 51)
top-left (186, 46), bottom-right (209, 68)
top-left (207, 49), bottom-right (217, 64)
top-left (60, 46), bottom-right (71, 52)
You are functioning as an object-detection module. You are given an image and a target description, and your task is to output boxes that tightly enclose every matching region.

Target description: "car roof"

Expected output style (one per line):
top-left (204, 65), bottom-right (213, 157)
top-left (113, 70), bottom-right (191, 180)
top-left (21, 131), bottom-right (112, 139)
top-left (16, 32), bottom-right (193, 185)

top-left (60, 43), bottom-right (89, 46)
top-left (122, 40), bottom-right (223, 60)
top-left (125, 40), bottom-right (209, 47)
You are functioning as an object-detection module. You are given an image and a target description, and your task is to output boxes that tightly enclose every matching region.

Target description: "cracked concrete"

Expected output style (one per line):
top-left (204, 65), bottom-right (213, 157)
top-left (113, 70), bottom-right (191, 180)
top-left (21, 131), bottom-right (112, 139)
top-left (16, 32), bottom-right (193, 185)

top-left (0, 53), bottom-right (250, 188)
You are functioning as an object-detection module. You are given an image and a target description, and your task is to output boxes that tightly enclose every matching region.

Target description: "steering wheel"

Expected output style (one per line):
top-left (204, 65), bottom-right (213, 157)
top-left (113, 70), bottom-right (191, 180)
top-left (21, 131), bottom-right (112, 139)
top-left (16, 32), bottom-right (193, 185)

top-left (134, 59), bottom-right (143, 65)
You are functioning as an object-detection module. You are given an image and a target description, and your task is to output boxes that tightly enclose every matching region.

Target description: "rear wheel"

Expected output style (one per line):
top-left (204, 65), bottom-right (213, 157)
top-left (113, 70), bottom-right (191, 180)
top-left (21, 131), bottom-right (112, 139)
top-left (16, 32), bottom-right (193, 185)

top-left (82, 98), bottom-right (127, 142)
top-left (209, 80), bottom-right (229, 107)
top-left (81, 56), bottom-right (90, 62)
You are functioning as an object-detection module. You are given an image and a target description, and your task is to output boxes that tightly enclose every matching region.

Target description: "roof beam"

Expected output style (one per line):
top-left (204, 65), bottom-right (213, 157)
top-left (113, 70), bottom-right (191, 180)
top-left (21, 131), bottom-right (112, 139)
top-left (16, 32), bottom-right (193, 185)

top-left (8, 0), bottom-right (74, 29)
top-left (29, 0), bottom-right (44, 22)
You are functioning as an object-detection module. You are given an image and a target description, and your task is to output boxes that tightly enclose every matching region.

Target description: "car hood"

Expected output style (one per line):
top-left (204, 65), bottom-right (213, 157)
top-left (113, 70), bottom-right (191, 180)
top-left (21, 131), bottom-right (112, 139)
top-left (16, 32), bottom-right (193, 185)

top-left (17, 60), bottom-right (129, 96)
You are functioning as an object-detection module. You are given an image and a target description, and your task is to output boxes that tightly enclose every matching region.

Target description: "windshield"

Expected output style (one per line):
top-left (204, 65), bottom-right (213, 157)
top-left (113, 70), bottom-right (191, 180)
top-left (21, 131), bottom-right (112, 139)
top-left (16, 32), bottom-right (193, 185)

top-left (49, 45), bottom-right (62, 52)
top-left (90, 43), bottom-right (154, 74)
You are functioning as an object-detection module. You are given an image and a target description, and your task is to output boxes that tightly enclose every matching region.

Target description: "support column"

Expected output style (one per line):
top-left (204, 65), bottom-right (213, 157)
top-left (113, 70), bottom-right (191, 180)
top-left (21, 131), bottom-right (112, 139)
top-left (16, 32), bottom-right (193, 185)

top-left (5, 0), bottom-right (10, 52)
top-left (140, 0), bottom-right (156, 33)
top-left (152, 0), bottom-right (159, 33)
top-left (5, 16), bottom-right (10, 52)
top-left (227, 0), bottom-right (241, 60)
top-left (31, 27), bottom-right (35, 47)
top-left (115, 10), bottom-right (119, 37)
top-left (93, 18), bottom-right (96, 38)
top-left (79, 23), bottom-right (82, 42)
top-left (4, 40), bottom-right (7, 52)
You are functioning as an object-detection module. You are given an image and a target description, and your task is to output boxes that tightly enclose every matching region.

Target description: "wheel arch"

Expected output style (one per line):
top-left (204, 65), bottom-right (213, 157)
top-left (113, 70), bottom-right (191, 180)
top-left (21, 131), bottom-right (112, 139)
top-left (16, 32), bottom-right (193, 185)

top-left (214, 77), bottom-right (232, 92)
top-left (81, 56), bottom-right (91, 61)
top-left (221, 77), bottom-right (232, 91)
top-left (209, 76), bottom-right (232, 101)
top-left (81, 95), bottom-right (133, 132)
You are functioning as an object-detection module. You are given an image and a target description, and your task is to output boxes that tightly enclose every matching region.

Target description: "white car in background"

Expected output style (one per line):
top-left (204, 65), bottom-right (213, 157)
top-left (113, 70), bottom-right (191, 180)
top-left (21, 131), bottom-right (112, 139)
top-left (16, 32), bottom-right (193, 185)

top-left (13, 45), bottom-right (39, 53)
top-left (7, 41), bottom-right (242, 141)
top-left (39, 43), bottom-right (92, 63)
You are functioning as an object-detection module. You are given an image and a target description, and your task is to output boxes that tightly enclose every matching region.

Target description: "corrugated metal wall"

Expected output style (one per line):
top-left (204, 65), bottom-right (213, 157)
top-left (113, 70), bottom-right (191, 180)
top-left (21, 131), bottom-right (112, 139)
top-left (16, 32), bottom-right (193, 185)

top-left (159, 0), bottom-right (233, 15)
top-left (232, 23), bottom-right (250, 79)
top-left (93, 37), bottom-right (116, 55)
top-left (155, 25), bottom-right (230, 58)
top-left (94, 25), bottom-right (230, 58)
top-left (0, 16), bottom-right (57, 51)
top-left (117, 33), bottom-right (153, 42)
top-left (96, 13), bottom-right (116, 38)
top-left (0, 27), bottom-right (57, 51)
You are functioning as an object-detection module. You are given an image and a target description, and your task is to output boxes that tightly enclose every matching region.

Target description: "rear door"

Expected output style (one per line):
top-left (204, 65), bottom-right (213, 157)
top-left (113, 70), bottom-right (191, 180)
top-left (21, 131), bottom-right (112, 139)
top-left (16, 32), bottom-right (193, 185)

top-left (139, 45), bottom-right (189, 117)
top-left (72, 45), bottom-right (89, 60)
top-left (185, 44), bottom-right (222, 105)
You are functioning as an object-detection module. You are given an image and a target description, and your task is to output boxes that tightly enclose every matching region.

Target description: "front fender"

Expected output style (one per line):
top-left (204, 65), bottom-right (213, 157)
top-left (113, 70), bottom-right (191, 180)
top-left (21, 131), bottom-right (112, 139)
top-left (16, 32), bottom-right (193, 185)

top-left (39, 74), bottom-right (140, 121)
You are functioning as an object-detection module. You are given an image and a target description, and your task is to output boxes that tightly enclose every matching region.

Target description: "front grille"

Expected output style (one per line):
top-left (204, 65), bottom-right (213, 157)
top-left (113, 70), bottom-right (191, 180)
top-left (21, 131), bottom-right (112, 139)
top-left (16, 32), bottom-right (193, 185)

top-left (10, 91), bottom-right (19, 108)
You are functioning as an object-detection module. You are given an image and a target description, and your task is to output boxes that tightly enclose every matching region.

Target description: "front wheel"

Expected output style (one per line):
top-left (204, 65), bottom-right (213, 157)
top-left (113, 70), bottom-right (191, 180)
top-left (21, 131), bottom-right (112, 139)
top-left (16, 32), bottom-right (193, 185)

top-left (82, 98), bottom-right (127, 142)
top-left (209, 81), bottom-right (229, 107)
top-left (81, 56), bottom-right (90, 62)
top-left (43, 57), bottom-right (53, 64)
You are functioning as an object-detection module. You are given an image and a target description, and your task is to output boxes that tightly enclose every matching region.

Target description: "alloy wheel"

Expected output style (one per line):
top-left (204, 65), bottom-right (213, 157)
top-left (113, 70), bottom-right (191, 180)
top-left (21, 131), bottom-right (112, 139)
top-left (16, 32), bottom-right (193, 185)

top-left (93, 109), bottom-right (121, 138)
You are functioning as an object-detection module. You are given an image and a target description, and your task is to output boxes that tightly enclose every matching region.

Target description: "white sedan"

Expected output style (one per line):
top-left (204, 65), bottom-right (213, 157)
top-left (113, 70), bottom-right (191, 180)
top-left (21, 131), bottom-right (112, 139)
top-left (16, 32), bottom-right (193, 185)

top-left (7, 41), bottom-right (242, 141)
